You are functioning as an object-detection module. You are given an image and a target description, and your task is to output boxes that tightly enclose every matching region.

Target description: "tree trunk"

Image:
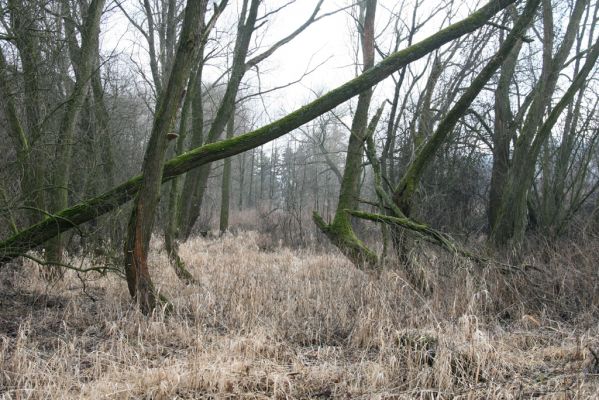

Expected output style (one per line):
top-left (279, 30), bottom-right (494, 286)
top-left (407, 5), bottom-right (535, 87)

top-left (393, 0), bottom-right (538, 215)
top-left (490, 0), bottom-right (591, 245)
top-left (124, 0), bottom-right (208, 313)
top-left (7, 0), bottom-right (47, 226)
top-left (491, 32), bottom-right (599, 245)
top-left (46, 0), bottom-right (106, 277)
top-left (178, 0), bottom-right (259, 239)
top-left (314, 0), bottom-right (378, 268)
top-left (174, 63), bottom-right (205, 234)
top-left (489, 8), bottom-right (522, 230)
top-left (219, 114), bottom-right (235, 233)
top-left (164, 68), bottom-right (198, 284)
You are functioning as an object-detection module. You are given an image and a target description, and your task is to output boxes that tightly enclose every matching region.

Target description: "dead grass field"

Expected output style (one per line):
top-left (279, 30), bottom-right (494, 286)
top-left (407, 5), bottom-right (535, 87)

top-left (1, 231), bottom-right (598, 399)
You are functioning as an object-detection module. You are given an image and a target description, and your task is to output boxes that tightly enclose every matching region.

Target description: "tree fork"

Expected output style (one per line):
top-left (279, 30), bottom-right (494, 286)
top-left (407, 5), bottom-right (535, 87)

top-left (0, 0), bottom-right (518, 264)
top-left (393, 0), bottom-right (540, 212)
top-left (313, 0), bottom-right (378, 268)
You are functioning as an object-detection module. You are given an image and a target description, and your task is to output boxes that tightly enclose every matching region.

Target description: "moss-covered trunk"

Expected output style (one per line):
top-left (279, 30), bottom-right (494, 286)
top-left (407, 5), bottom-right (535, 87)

top-left (314, 0), bottom-right (378, 268)
top-left (7, 0), bottom-right (47, 226)
top-left (46, 0), bottom-right (106, 278)
top-left (124, 0), bottom-right (208, 313)
top-left (490, 0), bottom-right (592, 245)
top-left (219, 114), bottom-right (235, 233)
top-left (491, 34), bottom-right (599, 245)
top-left (392, 0), bottom-right (538, 215)
top-left (489, 8), bottom-right (522, 230)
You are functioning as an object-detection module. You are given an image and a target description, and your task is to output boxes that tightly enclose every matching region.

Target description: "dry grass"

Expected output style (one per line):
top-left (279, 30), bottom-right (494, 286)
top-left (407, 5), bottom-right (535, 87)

top-left (1, 231), bottom-right (599, 399)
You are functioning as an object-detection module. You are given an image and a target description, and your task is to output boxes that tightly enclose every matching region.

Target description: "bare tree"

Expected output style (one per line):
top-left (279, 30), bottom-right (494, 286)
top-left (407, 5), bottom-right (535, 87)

top-left (313, 0), bottom-right (379, 267)
top-left (490, 0), bottom-right (598, 245)
top-left (123, 0), bottom-right (215, 313)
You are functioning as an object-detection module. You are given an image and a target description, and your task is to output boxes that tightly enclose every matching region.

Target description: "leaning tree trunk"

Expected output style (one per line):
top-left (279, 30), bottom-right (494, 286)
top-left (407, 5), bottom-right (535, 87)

top-left (0, 0), bottom-right (519, 266)
top-left (313, 0), bottom-right (378, 268)
top-left (389, 53), bottom-right (443, 261)
top-left (391, 0), bottom-right (538, 235)
top-left (124, 0), bottom-right (209, 313)
top-left (46, 0), bottom-right (106, 278)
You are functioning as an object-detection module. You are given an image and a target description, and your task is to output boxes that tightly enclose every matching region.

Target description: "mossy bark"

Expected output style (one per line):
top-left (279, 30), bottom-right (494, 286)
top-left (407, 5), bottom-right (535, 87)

top-left (0, 49), bottom-right (32, 198)
top-left (0, 0), bottom-right (517, 265)
top-left (491, 34), bottom-right (599, 245)
top-left (219, 113), bottom-right (235, 233)
top-left (347, 210), bottom-right (486, 265)
top-left (125, 0), bottom-right (208, 313)
top-left (46, 0), bottom-right (106, 279)
top-left (490, 0), bottom-right (593, 245)
top-left (7, 0), bottom-right (47, 226)
top-left (392, 0), bottom-right (538, 217)
top-left (489, 6), bottom-right (522, 230)
top-left (315, 0), bottom-right (378, 269)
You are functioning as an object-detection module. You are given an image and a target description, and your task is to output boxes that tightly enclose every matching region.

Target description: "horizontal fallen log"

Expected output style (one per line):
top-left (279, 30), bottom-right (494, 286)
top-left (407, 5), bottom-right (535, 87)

top-left (346, 209), bottom-right (541, 274)
top-left (0, 0), bottom-right (517, 264)
top-left (346, 209), bottom-right (465, 255)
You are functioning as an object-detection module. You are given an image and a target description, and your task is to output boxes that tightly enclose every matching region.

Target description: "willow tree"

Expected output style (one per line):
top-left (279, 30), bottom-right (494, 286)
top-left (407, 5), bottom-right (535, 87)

top-left (176, 0), bottom-right (329, 240)
top-left (313, 0), bottom-right (539, 268)
top-left (537, 3), bottom-right (599, 235)
top-left (490, 0), bottom-right (597, 245)
top-left (390, 2), bottom-right (536, 214)
top-left (313, 0), bottom-right (379, 267)
top-left (323, 0), bottom-right (539, 268)
top-left (489, 5), bottom-right (522, 231)
top-left (123, 0), bottom-right (214, 313)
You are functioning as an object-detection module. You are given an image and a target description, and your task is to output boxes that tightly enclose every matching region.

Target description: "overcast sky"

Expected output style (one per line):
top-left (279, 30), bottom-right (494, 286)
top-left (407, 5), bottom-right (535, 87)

top-left (99, 0), bottom-right (476, 132)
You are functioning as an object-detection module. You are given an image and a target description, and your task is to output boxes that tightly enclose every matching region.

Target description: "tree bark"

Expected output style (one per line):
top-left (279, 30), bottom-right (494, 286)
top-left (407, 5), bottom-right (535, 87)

top-left (489, 6), bottom-right (522, 230)
top-left (124, 0), bottom-right (209, 313)
top-left (490, 0), bottom-right (591, 245)
top-left (392, 0), bottom-right (539, 215)
top-left (7, 0), bottom-right (47, 226)
top-left (178, 0), bottom-right (260, 239)
top-left (314, 0), bottom-right (378, 268)
top-left (164, 68), bottom-right (198, 284)
top-left (219, 113), bottom-right (235, 233)
top-left (46, 0), bottom-right (106, 276)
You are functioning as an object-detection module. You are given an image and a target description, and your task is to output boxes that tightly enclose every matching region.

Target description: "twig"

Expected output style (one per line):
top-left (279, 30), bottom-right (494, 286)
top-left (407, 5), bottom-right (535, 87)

top-left (22, 253), bottom-right (123, 276)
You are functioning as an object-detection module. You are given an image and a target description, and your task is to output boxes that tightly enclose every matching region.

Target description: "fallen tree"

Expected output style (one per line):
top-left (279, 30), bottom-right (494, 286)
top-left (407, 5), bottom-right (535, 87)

top-left (0, 0), bottom-right (518, 264)
top-left (316, 0), bottom-right (539, 268)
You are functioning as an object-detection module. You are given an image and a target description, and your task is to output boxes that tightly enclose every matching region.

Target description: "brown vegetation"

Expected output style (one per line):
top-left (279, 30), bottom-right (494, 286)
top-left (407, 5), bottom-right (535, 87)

top-left (1, 231), bottom-right (598, 398)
